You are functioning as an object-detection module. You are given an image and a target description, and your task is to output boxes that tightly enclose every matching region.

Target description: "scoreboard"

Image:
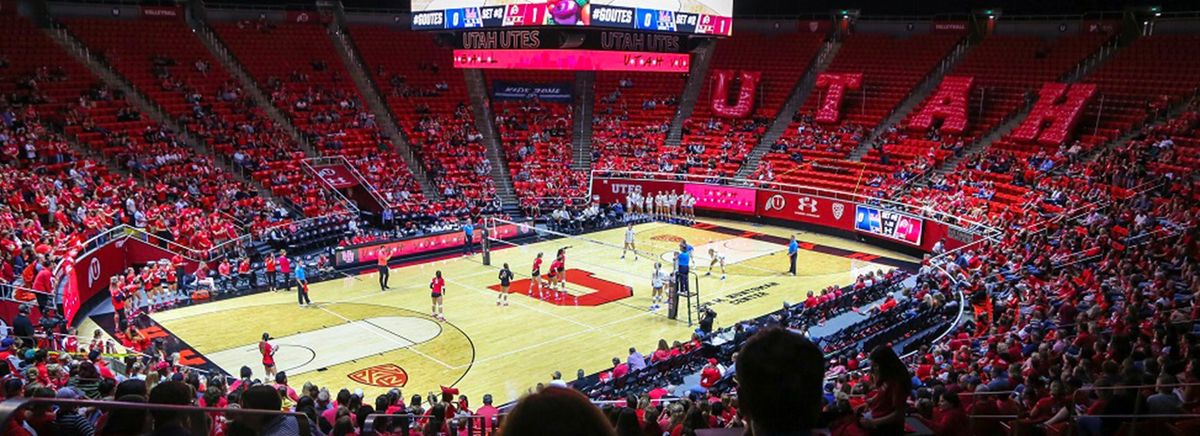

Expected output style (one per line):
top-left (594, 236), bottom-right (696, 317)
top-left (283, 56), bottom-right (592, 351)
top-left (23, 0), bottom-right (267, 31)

top-left (412, 1), bottom-right (733, 36)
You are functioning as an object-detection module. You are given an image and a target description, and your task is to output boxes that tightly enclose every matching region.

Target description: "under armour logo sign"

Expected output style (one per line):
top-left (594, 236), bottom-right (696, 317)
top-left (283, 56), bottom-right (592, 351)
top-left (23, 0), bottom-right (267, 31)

top-left (797, 197), bottom-right (819, 213)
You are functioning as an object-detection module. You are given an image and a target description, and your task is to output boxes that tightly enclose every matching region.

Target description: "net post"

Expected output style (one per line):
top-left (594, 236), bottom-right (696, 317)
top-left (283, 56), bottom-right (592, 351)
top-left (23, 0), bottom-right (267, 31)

top-left (481, 217), bottom-right (492, 266)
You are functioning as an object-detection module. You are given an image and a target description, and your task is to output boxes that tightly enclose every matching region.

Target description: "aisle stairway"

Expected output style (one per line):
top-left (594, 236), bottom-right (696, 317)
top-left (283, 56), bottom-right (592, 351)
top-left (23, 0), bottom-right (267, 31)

top-left (465, 69), bottom-right (518, 210)
top-left (325, 7), bottom-right (442, 201)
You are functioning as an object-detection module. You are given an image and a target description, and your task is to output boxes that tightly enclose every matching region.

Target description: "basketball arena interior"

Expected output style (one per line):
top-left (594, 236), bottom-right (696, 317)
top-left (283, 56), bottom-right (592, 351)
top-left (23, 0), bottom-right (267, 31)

top-left (0, 0), bottom-right (1197, 434)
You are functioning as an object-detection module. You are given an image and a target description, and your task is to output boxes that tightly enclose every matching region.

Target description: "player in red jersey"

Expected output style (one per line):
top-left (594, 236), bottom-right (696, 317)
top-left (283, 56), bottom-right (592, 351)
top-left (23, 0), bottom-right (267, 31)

top-left (259, 332), bottom-right (277, 378)
top-left (430, 270), bottom-right (446, 321)
top-left (530, 252), bottom-right (544, 299)
top-left (546, 257), bottom-right (563, 300)
top-left (554, 247), bottom-right (570, 293)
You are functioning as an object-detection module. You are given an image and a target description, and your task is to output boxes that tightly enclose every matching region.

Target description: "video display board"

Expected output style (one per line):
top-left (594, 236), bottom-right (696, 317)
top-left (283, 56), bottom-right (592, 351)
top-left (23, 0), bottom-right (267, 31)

top-left (412, 1), bottom-right (733, 36)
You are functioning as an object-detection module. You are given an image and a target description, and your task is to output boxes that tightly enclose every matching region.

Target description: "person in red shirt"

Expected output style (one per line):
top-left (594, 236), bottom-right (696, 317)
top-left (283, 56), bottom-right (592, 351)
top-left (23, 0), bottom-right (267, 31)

top-left (699, 358), bottom-right (722, 389)
top-left (277, 250), bottom-right (292, 293)
top-left (217, 259), bottom-right (232, 294)
top-left (530, 252), bottom-right (544, 299)
top-left (548, 257), bottom-right (565, 300)
top-left (430, 270), bottom-right (446, 321)
top-left (259, 332), bottom-right (277, 379)
top-left (377, 246), bottom-right (393, 292)
top-left (919, 391), bottom-right (969, 436)
top-left (475, 394), bottom-right (500, 434)
top-left (651, 339), bottom-right (671, 362)
top-left (263, 253), bottom-right (277, 292)
top-left (861, 345), bottom-right (911, 434)
top-left (31, 259), bottom-right (53, 313)
top-left (238, 257), bottom-right (252, 289)
top-left (611, 357), bottom-right (630, 379)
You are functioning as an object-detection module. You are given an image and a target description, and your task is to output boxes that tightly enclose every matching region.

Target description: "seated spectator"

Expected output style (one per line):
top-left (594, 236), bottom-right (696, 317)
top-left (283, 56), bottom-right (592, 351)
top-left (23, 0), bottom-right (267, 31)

top-left (734, 327), bottom-right (825, 435)
top-left (499, 387), bottom-right (614, 436)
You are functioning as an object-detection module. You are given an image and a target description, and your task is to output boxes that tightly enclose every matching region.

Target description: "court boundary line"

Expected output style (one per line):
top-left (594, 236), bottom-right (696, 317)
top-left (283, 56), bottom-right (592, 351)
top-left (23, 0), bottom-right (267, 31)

top-left (313, 304), bottom-right (456, 370)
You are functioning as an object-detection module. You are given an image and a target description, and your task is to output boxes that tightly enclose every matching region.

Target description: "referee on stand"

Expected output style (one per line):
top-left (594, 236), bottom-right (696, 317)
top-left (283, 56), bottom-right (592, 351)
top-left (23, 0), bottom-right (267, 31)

top-left (671, 239), bottom-right (693, 319)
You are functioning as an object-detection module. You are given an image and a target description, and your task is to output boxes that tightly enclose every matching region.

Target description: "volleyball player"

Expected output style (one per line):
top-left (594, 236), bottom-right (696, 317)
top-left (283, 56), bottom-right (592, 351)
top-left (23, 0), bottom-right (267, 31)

top-left (430, 270), bottom-right (446, 321)
top-left (668, 190), bottom-right (679, 221)
top-left (644, 192), bottom-right (653, 221)
top-left (651, 262), bottom-right (669, 312)
top-left (622, 223), bottom-right (637, 260)
top-left (626, 192), bottom-right (637, 221)
top-left (530, 252), bottom-right (544, 299)
top-left (260, 332), bottom-right (277, 379)
top-left (548, 255), bottom-right (564, 300)
top-left (497, 263), bottom-right (513, 306)
top-left (556, 247), bottom-right (570, 292)
top-left (706, 247), bottom-right (727, 280)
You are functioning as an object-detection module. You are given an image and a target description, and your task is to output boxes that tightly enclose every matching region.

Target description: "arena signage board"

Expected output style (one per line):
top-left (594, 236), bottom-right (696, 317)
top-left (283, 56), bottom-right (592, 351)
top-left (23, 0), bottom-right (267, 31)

top-left (457, 29), bottom-right (687, 53)
top-left (492, 80), bottom-right (574, 102)
top-left (853, 205), bottom-right (924, 246)
top-left (683, 184), bottom-right (756, 214)
top-left (589, 178), bottom-right (683, 204)
top-left (592, 177), bottom-right (969, 252)
top-left (412, 1), bottom-right (733, 36)
top-left (334, 223), bottom-right (530, 267)
top-left (756, 190), bottom-right (855, 231)
top-left (453, 48), bottom-right (689, 72)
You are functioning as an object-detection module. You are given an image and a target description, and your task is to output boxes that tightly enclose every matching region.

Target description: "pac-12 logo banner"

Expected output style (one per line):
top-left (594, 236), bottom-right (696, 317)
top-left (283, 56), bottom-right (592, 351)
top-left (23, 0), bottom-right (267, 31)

top-left (349, 364), bottom-right (409, 387)
top-left (489, 269), bottom-right (632, 306)
top-left (756, 191), bottom-right (854, 230)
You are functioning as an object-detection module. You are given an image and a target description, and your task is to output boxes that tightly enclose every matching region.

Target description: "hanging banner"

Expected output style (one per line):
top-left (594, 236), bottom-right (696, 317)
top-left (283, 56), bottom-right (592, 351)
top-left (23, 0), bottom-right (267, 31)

top-left (710, 70), bottom-right (760, 119)
top-left (492, 81), bottom-right (574, 102)
top-left (311, 164), bottom-right (360, 190)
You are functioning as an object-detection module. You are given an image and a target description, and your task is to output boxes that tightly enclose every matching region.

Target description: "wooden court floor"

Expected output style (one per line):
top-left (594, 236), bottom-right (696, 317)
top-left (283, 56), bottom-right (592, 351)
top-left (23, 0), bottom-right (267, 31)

top-left (81, 218), bottom-right (918, 403)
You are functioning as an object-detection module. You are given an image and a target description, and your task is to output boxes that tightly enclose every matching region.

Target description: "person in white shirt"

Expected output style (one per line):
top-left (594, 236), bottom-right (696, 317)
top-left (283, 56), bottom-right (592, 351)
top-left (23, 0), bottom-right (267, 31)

top-left (705, 247), bottom-right (727, 280)
top-left (650, 262), bottom-right (669, 312)
top-left (622, 223), bottom-right (637, 260)
top-left (668, 191), bottom-right (679, 219)
top-left (626, 193), bottom-right (636, 220)
top-left (548, 371), bottom-right (568, 388)
top-left (644, 193), bottom-right (653, 221)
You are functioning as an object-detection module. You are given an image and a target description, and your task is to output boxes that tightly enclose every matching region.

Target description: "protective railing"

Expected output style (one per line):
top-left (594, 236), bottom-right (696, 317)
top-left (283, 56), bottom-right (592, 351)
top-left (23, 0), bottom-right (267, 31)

top-left (362, 412), bottom-right (508, 436)
top-left (962, 382), bottom-right (1200, 435)
top-left (0, 398), bottom-right (315, 436)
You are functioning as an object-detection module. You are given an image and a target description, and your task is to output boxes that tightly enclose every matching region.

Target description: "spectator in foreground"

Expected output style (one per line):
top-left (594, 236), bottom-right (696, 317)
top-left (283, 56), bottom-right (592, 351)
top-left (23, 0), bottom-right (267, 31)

top-left (148, 381), bottom-right (199, 435)
top-left (860, 345), bottom-right (911, 435)
top-left (499, 387), bottom-right (614, 436)
top-left (725, 326), bottom-right (825, 435)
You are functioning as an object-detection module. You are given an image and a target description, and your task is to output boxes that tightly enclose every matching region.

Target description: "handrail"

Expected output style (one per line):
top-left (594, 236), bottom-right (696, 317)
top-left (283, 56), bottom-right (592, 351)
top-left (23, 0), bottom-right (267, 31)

top-left (299, 157), bottom-right (363, 213)
top-left (363, 412), bottom-right (509, 434)
top-left (0, 398), bottom-right (314, 436)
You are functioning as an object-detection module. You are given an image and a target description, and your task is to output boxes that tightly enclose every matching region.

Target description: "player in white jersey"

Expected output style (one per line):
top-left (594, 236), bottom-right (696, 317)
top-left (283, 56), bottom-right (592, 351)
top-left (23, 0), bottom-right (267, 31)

top-left (644, 192), bottom-right (654, 221)
top-left (650, 262), bottom-right (669, 312)
top-left (626, 192), bottom-right (636, 220)
top-left (668, 191), bottom-right (679, 220)
top-left (621, 223), bottom-right (637, 260)
top-left (705, 247), bottom-right (727, 280)
top-left (682, 192), bottom-right (696, 220)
